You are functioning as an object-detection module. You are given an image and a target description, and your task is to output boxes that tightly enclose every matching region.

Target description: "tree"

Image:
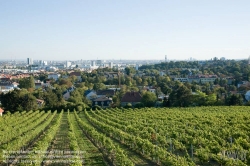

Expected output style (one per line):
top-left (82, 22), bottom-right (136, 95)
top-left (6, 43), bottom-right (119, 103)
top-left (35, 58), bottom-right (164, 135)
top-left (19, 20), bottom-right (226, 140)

top-left (142, 78), bottom-right (148, 86)
top-left (227, 94), bottom-right (243, 106)
top-left (125, 67), bottom-right (136, 76)
top-left (134, 76), bottom-right (142, 85)
top-left (75, 82), bottom-right (87, 89)
top-left (0, 89), bottom-right (38, 112)
top-left (141, 91), bottom-right (157, 107)
top-left (206, 93), bottom-right (217, 105)
top-left (111, 95), bottom-right (120, 107)
top-left (124, 76), bottom-right (132, 87)
top-left (219, 79), bottom-right (228, 87)
top-left (93, 83), bottom-right (106, 90)
top-left (228, 85), bottom-right (237, 91)
top-left (192, 90), bottom-right (207, 106)
top-left (169, 84), bottom-right (192, 107)
top-left (162, 97), bottom-right (170, 107)
top-left (43, 88), bottom-right (64, 109)
top-left (159, 83), bottom-right (172, 95)
top-left (238, 85), bottom-right (250, 93)
top-left (21, 93), bottom-right (38, 111)
top-left (85, 81), bottom-right (94, 89)
top-left (68, 89), bottom-right (83, 104)
top-left (216, 87), bottom-right (226, 96)
top-left (192, 90), bottom-right (216, 106)
top-left (36, 73), bottom-right (47, 82)
top-left (155, 87), bottom-right (162, 97)
top-left (33, 88), bottom-right (44, 99)
top-left (18, 76), bottom-right (35, 89)
top-left (157, 76), bottom-right (170, 83)
top-left (59, 78), bottom-right (73, 88)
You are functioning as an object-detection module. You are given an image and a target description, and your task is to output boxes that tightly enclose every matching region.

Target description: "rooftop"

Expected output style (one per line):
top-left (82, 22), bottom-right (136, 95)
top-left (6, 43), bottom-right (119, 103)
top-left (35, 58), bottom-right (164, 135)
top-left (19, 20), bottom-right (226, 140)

top-left (121, 91), bottom-right (142, 103)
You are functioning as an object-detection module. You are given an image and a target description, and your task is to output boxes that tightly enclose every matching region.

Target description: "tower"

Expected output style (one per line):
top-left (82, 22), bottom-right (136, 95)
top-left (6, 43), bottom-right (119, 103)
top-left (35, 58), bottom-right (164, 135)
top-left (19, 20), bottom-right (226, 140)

top-left (91, 60), bottom-right (96, 67)
top-left (27, 58), bottom-right (33, 65)
top-left (109, 62), bottom-right (113, 68)
top-left (165, 55), bottom-right (167, 62)
top-left (135, 64), bottom-right (139, 70)
top-left (248, 55), bottom-right (250, 65)
top-left (66, 61), bottom-right (71, 68)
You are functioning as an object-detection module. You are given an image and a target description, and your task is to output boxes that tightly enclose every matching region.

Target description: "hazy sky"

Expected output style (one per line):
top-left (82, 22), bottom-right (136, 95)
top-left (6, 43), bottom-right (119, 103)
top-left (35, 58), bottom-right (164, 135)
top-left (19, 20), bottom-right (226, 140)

top-left (1, 0), bottom-right (250, 60)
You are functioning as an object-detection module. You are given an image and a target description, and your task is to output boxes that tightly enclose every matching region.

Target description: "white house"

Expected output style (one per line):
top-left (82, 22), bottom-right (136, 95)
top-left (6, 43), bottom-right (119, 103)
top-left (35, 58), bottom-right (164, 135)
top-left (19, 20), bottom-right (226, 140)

top-left (48, 73), bottom-right (61, 81)
top-left (187, 76), bottom-right (200, 83)
top-left (174, 75), bottom-right (218, 84)
top-left (35, 80), bottom-right (44, 89)
top-left (199, 75), bottom-right (217, 84)
top-left (0, 82), bottom-right (19, 92)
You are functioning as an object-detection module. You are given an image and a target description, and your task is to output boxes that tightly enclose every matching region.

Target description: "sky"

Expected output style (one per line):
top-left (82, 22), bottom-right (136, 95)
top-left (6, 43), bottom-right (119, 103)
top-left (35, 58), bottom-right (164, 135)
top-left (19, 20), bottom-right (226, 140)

top-left (0, 0), bottom-right (250, 61)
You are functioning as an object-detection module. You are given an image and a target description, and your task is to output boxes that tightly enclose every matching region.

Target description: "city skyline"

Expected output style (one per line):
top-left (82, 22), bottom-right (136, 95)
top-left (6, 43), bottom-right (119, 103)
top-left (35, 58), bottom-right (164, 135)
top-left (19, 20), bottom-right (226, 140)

top-left (2, 56), bottom-right (248, 62)
top-left (1, 0), bottom-right (250, 60)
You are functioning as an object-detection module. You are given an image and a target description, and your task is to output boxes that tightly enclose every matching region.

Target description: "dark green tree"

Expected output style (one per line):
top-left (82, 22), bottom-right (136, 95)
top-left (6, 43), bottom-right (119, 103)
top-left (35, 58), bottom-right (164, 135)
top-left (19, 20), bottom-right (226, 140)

top-left (18, 76), bottom-right (35, 89)
top-left (159, 83), bottom-right (172, 95)
top-left (162, 97), bottom-right (170, 107)
top-left (36, 74), bottom-right (47, 82)
top-left (43, 88), bottom-right (64, 109)
top-left (0, 89), bottom-right (38, 112)
top-left (141, 91), bottom-right (157, 107)
top-left (68, 89), bottom-right (83, 104)
top-left (20, 93), bottom-right (38, 111)
top-left (125, 67), bottom-right (136, 76)
top-left (169, 84), bottom-right (192, 107)
top-left (227, 94), bottom-right (243, 106)
top-left (93, 83), bottom-right (106, 90)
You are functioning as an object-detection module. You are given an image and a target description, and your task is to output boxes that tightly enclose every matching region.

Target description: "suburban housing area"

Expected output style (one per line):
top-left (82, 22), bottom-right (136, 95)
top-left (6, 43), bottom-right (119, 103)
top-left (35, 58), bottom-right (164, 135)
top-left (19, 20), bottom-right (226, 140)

top-left (1, 58), bottom-right (250, 112)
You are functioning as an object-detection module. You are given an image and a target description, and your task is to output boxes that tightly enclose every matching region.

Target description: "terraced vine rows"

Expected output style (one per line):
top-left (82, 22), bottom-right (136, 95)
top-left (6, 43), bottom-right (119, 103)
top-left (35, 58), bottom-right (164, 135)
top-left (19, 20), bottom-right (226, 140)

top-left (77, 110), bottom-right (153, 166)
top-left (88, 107), bottom-right (250, 166)
top-left (1, 106), bottom-right (250, 166)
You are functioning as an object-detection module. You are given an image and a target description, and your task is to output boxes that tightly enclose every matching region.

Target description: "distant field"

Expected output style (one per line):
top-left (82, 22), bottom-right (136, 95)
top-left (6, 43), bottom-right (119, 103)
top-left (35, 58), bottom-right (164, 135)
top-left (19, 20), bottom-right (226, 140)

top-left (0, 106), bottom-right (250, 166)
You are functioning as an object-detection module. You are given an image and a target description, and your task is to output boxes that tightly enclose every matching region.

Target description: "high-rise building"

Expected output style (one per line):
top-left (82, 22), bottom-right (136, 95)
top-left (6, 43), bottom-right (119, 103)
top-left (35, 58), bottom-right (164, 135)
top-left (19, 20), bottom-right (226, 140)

top-left (109, 62), bottom-right (113, 68)
top-left (27, 58), bottom-right (33, 65)
top-left (135, 64), bottom-right (139, 70)
top-left (96, 60), bottom-right (103, 66)
top-left (66, 61), bottom-right (71, 68)
top-left (91, 60), bottom-right (96, 67)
